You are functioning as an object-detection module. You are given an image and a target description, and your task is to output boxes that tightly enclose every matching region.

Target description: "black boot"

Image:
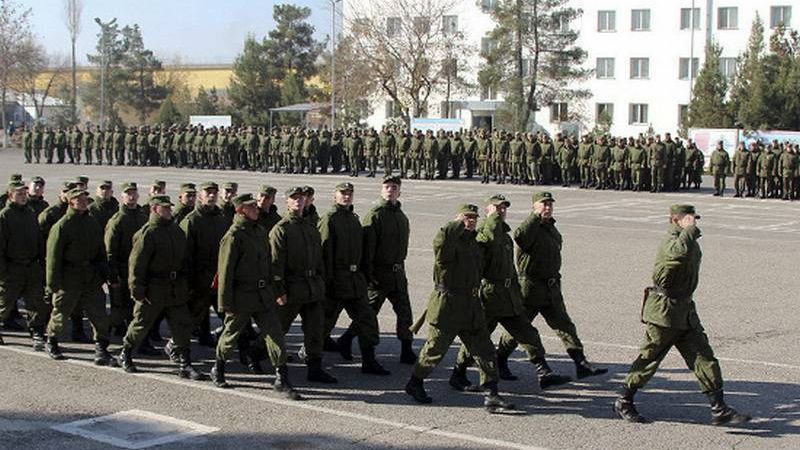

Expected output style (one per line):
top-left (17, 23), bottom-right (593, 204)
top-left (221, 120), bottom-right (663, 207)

top-left (567, 348), bottom-right (608, 379)
top-left (178, 351), bottom-right (208, 381)
top-left (211, 359), bottom-right (230, 388)
top-left (405, 375), bottom-right (432, 404)
top-left (31, 328), bottom-right (45, 351)
top-left (531, 356), bottom-right (571, 389)
top-left (163, 339), bottom-right (180, 363)
top-left (93, 340), bottom-right (114, 366)
top-left (70, 315), bottom-right (89, 343)
top-left (708, 390), bottom-right (751, 426)
top-left (613, 387), bottom-right (649, 423)
top-left (246, 346), bottom-right (266, 374)
top-left (497, 350), bottom-right (518, 381)
top-left (336, 330), bottom-right (354, 361)
top-left (0, 332), bottom-right (4, 345)
top-left (483, 381), bottom-right (515, 413)
top-left (306, 358), bottom-right (338, 383)
top-left (118, 346), bottom-right (137, 373)
top-left (361, 347), bottom-right (391, 375)
top-left (399, 339), bottom-right (416, 364)
top-left (448, 362), bottom-right (474, 391)
top-left (274, 365), bottom-right (303, 401)
top-left (45, 336), bottom-right (65, 360)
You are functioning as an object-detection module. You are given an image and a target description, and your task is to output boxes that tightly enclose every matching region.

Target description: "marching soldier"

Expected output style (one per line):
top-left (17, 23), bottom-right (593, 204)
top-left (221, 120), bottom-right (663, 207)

top-left (88, 180), bottom-right (119, 231)
top-left (256, 185), bottom-right (281, 233)
top-left (27, 176), bottom-right (49, 217)
top-left (173, 183), bottom-right (197, 225)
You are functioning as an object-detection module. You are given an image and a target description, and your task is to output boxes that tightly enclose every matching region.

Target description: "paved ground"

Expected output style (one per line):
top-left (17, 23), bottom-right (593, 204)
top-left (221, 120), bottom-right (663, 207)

top-left (1, 147), bottom-right (799, 450)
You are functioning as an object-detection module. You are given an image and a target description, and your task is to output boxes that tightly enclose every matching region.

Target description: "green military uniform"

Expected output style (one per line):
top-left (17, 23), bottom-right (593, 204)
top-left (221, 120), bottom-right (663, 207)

top-left (22, 127), bottom-right (32, 163)
top-left (88, 181), bottom-right (120, 231)
top-left (650, 139), bottom-right (667, 192)
top-left (173, 183), bottom-right (197, 225)
top-left (732, 146), bottom-right (749, 197)
top-left (26, 178), bottom-right (49, 218)
top-left (45, 189), bottom-right (112, 362)
top-left (779, 148), bottom-right (798, 200)
top-left (0, 182), bottom-right (47, 347)
top-left (757, 148), bottom-right (776, 198)
top-left (710, 145), bottom-right (731, 196)
top-left (628, 141), bottom-right (647, 191)
top-left (256, 186), bottom-right (281, 233)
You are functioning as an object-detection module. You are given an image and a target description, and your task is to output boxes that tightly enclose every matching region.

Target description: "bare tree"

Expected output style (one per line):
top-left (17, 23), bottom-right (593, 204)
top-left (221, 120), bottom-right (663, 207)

top-left (0, 0), bottom-right (34, 147)
top-left (63, 0), bottom-right (82, 123)
top-left (11, 47), bottom-right (70, 122)
top-left (344, 0), bottom-right (473, 128)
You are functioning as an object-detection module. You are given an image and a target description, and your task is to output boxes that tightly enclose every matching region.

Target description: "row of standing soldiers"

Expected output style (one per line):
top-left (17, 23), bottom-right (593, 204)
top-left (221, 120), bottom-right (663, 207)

top-left (724, 140), bottom-right (800, 200)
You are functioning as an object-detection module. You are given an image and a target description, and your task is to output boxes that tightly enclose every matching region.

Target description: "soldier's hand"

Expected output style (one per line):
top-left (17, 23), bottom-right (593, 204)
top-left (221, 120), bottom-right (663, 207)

top-left (680, 214), bottom-right (697, 228)
top-left (276, 294), bottom-right (287, 306)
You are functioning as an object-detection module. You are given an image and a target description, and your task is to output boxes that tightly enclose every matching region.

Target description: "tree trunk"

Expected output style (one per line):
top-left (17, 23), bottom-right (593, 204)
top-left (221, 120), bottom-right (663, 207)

top-left (515, 0), bottom-right (525, 131)
top-left (72, 38), bottom-right (77, 123)
top-left (1, 85), bottom-right (7, 148)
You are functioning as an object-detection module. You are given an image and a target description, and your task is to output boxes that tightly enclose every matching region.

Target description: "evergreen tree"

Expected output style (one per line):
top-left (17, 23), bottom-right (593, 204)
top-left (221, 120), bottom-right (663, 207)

top-left (228, 35), bottom-right (279, 125)
top-left (278, 71), bottom-right (306, 126)
top-left (120, 24), bottom-right (167, 124)
top-left (729, 14), bottom-right (770, 130)
top-left (156, 96), bottom-right (182, 125)
top-left (194, 86), bottom-right (220, 115)
top-left (688, 41), bottom-right (731, 128)
top-left (263, 4), bottom-right (322, 82)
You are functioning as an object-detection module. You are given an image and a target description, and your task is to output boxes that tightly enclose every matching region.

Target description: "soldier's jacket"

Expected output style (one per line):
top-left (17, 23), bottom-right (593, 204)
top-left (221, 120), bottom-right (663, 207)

top-left (409, 135), bottom-right (424, 158)
top-left (436, 136), bottom-right (451, 159)
top-left (105, 204), bottom-right (148, 281)
top-left (650, 142), bottom-right (667, 168)
top-left (450, 137), bottom-right (465, 160)
top-left (0, 202), bottom-right (45, 275)
top-left (732, 149), bottom-right (749, 175)
top-left (38, 201), bottom-right (68, 240)
top-left (319, 203), bottom-right (367, 299)
top-left (476, 213), bottom-right (524, 318)
top-left (425, 220), bottom-right (484, 330)
top-left (258, 133), bottom-right (270, 155)
top-left (710, 149), bottom-right (731, 175)
top-left (220, 201), bottom-right (235, 229)
top-left (757, 150), bottom-right (776, 177)
top-left (88, 196), bottom-right (120, 231)
top-left (104, 131), bottom-right (114, 150)
top-left (628, 145), bottom-right (646, 168)
top-left (303, 204), bottom-right (320, 229)
top-left (192, 131), bottom-right (205, 152)
top-left (779, 151), bottom-right (798, 176)
top-left (113, 131), bottom-right (125, 152)
top-left (663, 139), bottom-right (676, 165)
top-left (378, 132), bottom-right (395, 157)
top-left (173, 202), bottom-right (193, 225)
top-left (83, 131), bottom-right (94, 151)
top-left (611, 145), bottom-right (628, 170)
top-left (43, 130), bottom-right (54, 150)
top-left (270, 134), bottom-right (281, 156)
top-left (476, 136), bottom-right (492, 161)
top-left (54, 130), bottom-right (66, 148)
top-left (746, 149), bottom-right (759, 174)
top-left (46, 208), bottom-right (107, 292)
top-left (494, 138), bottom-right (510, 161)
top-left (397, 133), bottom-right (411, 156)
top-left (642, 224), bottom-right (703, 330)
top-left (180, 205), bottom-right (228, 286)
top-left (559, 143), bottom-right (577, 168)
top-left (362, 198), bottom-right (409, 293)
top-left (592, 143), bottom-right (611, 169)
top-left (128, 214), bottom-right (188, 305)
top-left (217, 215), bottom-right (276, 313)
top-left (463, 136), bottom-right (477, 159)
top-left (526, 139), bottom-right (541, 163)
top-left (302, 134), bottom-right (318, 158)
top-left (423, 137), bottom-right (439, 159)
top-left (27, 196), bottom-right (49, 218)
top-left (513, 213), bottom-right (561, 280)
top-left (257, 204), bottom-right (282, 234)
top-left (269, 212), bottom-right (325, 304)
top-left (291, 133), bottom-right (303, 156)
top-left (364, 134), bottom-right (379, 156)
top-left (124, 132), bottom-right (136, 152)
top-left (509, 139), bottom-right (524, 163)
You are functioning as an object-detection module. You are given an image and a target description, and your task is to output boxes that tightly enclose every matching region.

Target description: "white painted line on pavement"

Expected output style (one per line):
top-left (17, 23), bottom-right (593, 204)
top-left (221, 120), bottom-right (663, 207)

top-left (0, 345), bottom-right (553, 450)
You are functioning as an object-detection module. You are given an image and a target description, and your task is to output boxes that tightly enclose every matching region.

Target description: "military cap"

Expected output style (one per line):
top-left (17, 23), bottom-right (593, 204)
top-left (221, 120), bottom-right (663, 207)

top-left (30, 176), bottom-right (45, 185)
top-left (152, 180), bottom-right (166, 188)
top-left (121, 182), bottom-right (138, 192)
top-left (76, 175), bottom-right (89, 185)
top-left (335, 182), bottom-right (354, 192)
top-left (66, 188), bottom-right (89, 200)
top-left (532, 191), bottom-right (555, 203)
top-left (259, 185), bottom-right (277, 196)
top-left (487, 193), bottom-right (511, 207)
top-left (199, 181), bottom-right (219, 191)
top-left (302, 185), bottom-right (315, 196)
top-left (9, 174), bottom-right (22, 181)
top-left (7, 181), bottom-right (27, 191)
top-left (223, 182), bottom-right (238, 191)
top-left (99, 180), bottom-right (113, 188)
top-left (457, 203), bottom-right (480, 216)
top-left (61, 181), bottom-right (78, 192)
top-left (670, 204), bottom-right (700, 218)
top-left (149, 195), bottom-right (174, 207)
top-left (285, 186), bottom-right (305, 197)
top-left (382, 175), bottom-right (402, 186)
top-left (232, 193), bottom-right (257, 208)
top-left (180, 183), bottom-right (197, 194)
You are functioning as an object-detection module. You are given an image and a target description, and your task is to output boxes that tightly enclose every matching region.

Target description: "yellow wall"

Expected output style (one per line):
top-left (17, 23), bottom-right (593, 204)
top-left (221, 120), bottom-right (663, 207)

top-left (36, 65), bottom-right (234, 94)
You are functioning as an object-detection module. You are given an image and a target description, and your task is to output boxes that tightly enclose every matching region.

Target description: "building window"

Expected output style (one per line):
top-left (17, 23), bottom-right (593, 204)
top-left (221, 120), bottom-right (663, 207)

top-left (596, 57), bottom-right (615, 79)
top-left (550, 103), bottom-right (568, 123)
top-left (481, 85), bottom-right (497, 101)
top-left (679, 57), bottom-right (700, 80)
top-left (680, 7), bottom-right (701, 30)
top-left (555, 13), bottom-right (570, 33)
top-left (481, 37), bottom-right (496, 55)
top-left (521, 58), bottom-right (535, 77)
top-left (413, 16), bottom-right (430, 34)
top-left (719, 57), bottom-right (738, 79)
top-left (629, 103), bottom-right (649, 125)
top-left (442, 15), bottom-right (458, 34)
top-left (631, 9), bottom-right (651, 31)
top-left (771, 6), bottom-right (792, 28)
top-left (678, 104), bottom-right (689, 127)
top-left (596, 103), bottom-right (614, 123)
top-left (718, 7), bottom-right (738, 29)
top-left (480, 0), bottom-right (495, 13)
top-left (598, 10), bottom-right (616, 32)
top-left (443, 57), bottom-right (458, 78)
top-left (630, 58), bottom-right (649, 79)
top-left (386, 17), bottom-right (401, 37)
top-left (440, 101), bottom-right (458, 119)
top-left (385, 100), bottom-right (396, 118)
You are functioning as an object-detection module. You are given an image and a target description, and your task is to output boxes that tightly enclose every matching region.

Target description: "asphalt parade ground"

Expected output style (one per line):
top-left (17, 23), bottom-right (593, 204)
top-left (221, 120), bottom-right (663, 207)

top-left (1, 149), bottom-right (799, 450)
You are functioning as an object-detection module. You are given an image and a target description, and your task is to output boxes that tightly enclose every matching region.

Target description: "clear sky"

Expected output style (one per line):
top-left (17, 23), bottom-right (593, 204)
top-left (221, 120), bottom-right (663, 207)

top-left (21, 0), bottom-right (336, 66)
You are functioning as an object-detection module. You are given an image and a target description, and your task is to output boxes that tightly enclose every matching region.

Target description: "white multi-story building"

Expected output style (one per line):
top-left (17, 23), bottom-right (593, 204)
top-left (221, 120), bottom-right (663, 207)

top-left (342, 0), bottom-right (796, 136)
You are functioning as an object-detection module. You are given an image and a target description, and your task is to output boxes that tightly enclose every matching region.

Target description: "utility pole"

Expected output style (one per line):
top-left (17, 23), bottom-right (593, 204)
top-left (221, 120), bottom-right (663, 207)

top-left (94, 17), bottom-right (116, 131)
top-left (330, 0), bottom-right (342, 129)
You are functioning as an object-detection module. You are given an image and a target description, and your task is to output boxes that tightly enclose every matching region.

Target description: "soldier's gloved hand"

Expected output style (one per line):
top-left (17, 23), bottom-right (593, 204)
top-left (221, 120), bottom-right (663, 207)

top-left (276, 294), bottom-right (287, 306)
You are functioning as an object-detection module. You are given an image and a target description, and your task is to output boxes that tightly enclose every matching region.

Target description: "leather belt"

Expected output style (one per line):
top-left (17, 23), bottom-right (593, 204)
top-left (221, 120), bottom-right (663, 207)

top-left (485, 277), bottom-right (513, 288)
top-left (435, 283), bottom-right (478, 297)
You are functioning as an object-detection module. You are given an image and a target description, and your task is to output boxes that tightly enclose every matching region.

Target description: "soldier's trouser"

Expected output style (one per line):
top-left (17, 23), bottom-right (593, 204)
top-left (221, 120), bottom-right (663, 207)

top-left (383, 155), bottom-right (393, 175)
top-left (115, 149), bottom-right (125, 165)
top-left (580, 164), bottom-right (592, 185)
top-left (123, 300), bottom-right (192, 351)
top-left (323, 294), bottom-right (379, 350)
top-left (631, 167), bottom-right (643, 189)
top-left (424, 159), bottom-right (436, 178)
top-left (105, 147), bottom-right (113, 164)
top-left (95, 147), bottom-right (103, 163)
top-left (45, 147), bottom-right (54, 163)
top-left (623, 322), bottom-right (723, 393)
top-left (24, 146), bottom-right (32, 163)
top-left (0, 264), bottom-right (48, 330)
top-left (562, 167), bottom-right (571, 185)
top-left (734, 175), bottom-right (746, 194)
top-left (110, 279), bottom-right (133, 328)
top-left (411, 158), bottom-right (422, 177)
top-left (498, 278), bottom-right (582, 358)
top-left (277, 300), bottom-right (324, 361)
top-left (216, 310), bottom-right (287, 366)
top-left (595, 167), bottom-right (608, 187)
top-left (84, 147), bottom-right (93, 164)
top-left (783, 176), bottom-right (795, 197)
top-left (188, 281), bottom-right (216, 333)
top-left (480, 160), bottom-right (490, 178)
top-left (413, 323), bottom-right (498, 386)
top-left (56, 146), bottom-right (65, 163)
top-left (759, 177), bottom-right (772, 196)
top-left (457, 313), bottom-right (545, 365)
top-left (33, 147), bottom-right (41, 162)
top-left (47, 284), bottom-right (110, 341)
top-left (651, 167), bottom-right (664, 190)
top-left (347, 283), bottom-right (413, 342)
top-left (714, 174), bottom-right (726, 193)
top-left (366, 155), bottom-right (378, 174)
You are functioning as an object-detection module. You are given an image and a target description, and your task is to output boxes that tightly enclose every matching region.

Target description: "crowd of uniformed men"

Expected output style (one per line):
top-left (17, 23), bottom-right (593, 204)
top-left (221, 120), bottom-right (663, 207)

top-left (14, 123), bottom-right (800, 199)
top-left (0, 166), bottom-right (752, 424)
